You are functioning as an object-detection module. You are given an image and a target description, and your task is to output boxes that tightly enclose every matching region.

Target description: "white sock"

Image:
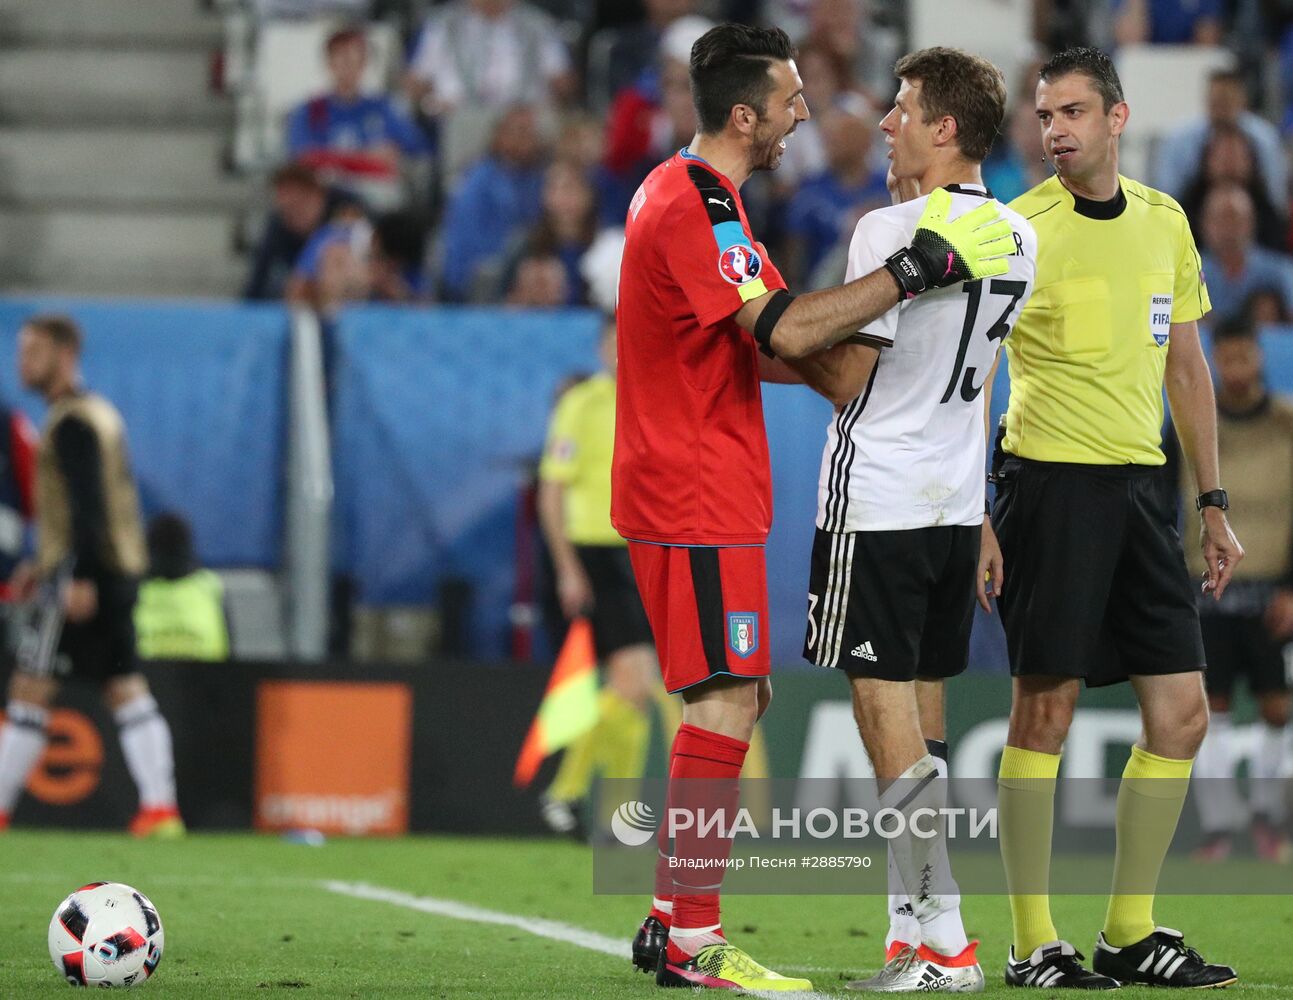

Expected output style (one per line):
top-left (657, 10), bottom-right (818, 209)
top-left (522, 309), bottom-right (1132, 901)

top-left (0, 702), bottom-right (48, 813)
top-left (1250, 723), bottom-right (1288, 824)
top-left (879, 754), bottom-right (968, 958)
top-left (1193, 711), bottom-right (1245, 833)
top-left (114, 694), bottom-right (177, 809)
top-left (668, 922), bottom-right (724, 956)
top-left (886, 742), bottom-right (948, 951)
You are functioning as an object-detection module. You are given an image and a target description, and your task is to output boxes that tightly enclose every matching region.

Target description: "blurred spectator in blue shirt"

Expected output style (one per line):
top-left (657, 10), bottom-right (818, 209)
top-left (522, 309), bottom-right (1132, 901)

top-left (1200, 184), bottom-right (1293, 323)
top-left (1153, 70), bottom-right (1285, 213)
top-left (243, 163), bottom-right (361, 300)
top-left (1180, 124), bottom-right (1287, 252)
top-left (286, 202), bottom-right (372, 312)
top-left (287, 209), bottom-right (429, 312)
top-left (438, 105), bottom-right (548, 301)
top-left (286, 26), bottom-right (429, 203)
top-left (505, 160), bottom-right (599, 306)
top-left (783, 96), bottom-right (887, 287)
top-left (1114, 0), bottom-right (1223, 45)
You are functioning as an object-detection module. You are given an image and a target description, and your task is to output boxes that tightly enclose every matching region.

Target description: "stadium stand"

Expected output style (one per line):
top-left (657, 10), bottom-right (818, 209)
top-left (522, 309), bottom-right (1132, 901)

top-left (0, 0), bottom-right (249, 296)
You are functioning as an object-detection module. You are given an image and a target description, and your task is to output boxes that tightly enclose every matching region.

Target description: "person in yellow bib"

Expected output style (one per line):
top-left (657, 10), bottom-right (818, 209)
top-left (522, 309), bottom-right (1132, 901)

top-left (135, 512), bottom-right (230, 662)
top-left (536, 320), bottom-right (658, 837)
top-left (979, 48), bottom-right (1244, 990)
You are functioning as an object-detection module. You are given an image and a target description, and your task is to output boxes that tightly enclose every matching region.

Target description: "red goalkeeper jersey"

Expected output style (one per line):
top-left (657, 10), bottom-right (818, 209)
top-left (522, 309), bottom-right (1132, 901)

top-left (611, 148), bottom-right (786, 546)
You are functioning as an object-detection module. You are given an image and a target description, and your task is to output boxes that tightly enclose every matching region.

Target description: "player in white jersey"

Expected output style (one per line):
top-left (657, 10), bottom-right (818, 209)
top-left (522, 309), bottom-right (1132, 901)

top-left (800, 49), bottom-right (1036, 993)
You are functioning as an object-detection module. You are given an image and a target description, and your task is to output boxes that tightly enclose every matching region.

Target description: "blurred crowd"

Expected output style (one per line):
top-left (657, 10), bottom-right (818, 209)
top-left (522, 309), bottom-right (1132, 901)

top-left (237, 0), bottom-right (1293, 332)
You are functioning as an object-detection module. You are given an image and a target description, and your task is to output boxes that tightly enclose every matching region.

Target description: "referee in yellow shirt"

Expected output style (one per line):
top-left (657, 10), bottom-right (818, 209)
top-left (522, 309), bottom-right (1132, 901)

top-left (536, 320), bottom-right (657, 835)
top-left (981, 48), bottom-right (1244, 990)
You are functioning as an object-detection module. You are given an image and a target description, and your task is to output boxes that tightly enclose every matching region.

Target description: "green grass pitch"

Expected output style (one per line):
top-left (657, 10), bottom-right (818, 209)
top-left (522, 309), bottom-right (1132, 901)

top-left (0, 831), bottom-right (1287, 997)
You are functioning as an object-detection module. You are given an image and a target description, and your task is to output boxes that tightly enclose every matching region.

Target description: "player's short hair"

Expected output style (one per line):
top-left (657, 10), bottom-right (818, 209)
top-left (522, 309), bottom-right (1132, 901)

top-left (1212, 315), bottom-right (1258, 344)
top-left (1038, 46), bottom-right (1124, 113)
top-left (23, 313), bottom-right (82, 355)
top-left (690, 23), bottom-right (795, 135)
top-left (894, 47), bottom-right (1006, 163)
top-left (271, 162), bottom-right (323, 191)
top-left (326, 25), bottom-right (365, 53)
top-left (1209, 68), bottom-right (1244, 89)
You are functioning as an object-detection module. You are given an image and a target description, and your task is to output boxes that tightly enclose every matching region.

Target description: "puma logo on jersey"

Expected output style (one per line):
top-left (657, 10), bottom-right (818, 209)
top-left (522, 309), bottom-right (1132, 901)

top-left (708, 197), bottom-right (732, 210)
top-left (851, 641), bottom-right (877, 661)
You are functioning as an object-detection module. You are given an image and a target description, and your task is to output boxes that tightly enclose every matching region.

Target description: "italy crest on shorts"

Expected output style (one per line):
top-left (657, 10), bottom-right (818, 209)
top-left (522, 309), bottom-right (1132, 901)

top-left (727, 612), bottom-right (759, 658)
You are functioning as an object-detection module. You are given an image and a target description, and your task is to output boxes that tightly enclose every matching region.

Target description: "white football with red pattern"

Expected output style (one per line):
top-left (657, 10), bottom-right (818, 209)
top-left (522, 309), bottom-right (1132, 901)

top-left (48, 882), bottom-right (164, 988)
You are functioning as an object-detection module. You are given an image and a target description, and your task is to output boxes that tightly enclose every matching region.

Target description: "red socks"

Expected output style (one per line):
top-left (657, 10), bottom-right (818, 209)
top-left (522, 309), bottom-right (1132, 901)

top-left (665, 723), bottom-right (749, 953)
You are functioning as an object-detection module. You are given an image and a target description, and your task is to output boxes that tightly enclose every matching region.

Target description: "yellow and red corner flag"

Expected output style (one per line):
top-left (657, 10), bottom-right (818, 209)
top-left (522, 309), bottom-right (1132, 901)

top-left (513, 617), bottom-right (599, 787)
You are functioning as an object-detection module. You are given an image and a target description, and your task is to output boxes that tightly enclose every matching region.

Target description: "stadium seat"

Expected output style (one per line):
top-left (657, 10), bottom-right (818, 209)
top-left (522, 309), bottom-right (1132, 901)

top-left (1114, 44), bottom-right (1234, 181)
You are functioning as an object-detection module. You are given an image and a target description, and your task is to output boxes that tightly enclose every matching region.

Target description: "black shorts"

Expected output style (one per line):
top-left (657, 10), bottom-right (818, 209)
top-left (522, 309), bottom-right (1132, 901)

top-left (575, 545), bottom-right (653, 661)
top-left (991, 457), bottom-right (1204, 686)
top-left (802, 525), bottom-right (979, 681)
top-left (19, 576), bottom-right (140, 683)
top-left (1200, 612), bottom-right (1290, 697)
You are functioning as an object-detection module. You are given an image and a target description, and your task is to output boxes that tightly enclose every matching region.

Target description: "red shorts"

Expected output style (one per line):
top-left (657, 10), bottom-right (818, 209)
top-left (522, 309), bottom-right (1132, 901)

top-left (626, 542), bottom-right (771, 694)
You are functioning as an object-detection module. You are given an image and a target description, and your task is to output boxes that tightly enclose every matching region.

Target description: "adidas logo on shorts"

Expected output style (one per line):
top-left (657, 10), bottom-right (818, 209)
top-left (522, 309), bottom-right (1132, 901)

top-left (851, 641), bottom-right (878, 661)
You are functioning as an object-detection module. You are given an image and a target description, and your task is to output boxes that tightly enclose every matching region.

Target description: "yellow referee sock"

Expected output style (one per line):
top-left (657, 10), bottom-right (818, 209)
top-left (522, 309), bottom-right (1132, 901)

top-left (594, 690), bottom-right (650, 781)
top-left (998, 745), bottom-right (1062, 957)
top-left (1103, 745), bottom-right (1193, 948)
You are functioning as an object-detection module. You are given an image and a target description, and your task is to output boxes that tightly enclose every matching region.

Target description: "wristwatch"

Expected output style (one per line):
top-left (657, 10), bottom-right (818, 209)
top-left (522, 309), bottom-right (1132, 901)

top-left (1196, 489), bottom-right (1229, 512)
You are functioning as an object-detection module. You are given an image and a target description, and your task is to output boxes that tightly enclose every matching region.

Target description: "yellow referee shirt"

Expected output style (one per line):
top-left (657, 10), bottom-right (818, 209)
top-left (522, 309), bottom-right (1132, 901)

top-left (539, 373), bottom-right (622, 546)
top-left (1004, 174), bottom-right (1211, 465)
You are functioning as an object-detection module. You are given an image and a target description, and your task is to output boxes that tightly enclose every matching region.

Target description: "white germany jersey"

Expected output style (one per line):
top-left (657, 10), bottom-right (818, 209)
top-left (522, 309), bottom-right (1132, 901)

top-left (816, 185), bottom-right (1037, 532)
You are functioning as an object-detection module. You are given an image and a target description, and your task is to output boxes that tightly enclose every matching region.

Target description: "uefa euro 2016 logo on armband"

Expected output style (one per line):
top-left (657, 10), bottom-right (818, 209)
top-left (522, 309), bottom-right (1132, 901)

top-left (727, 612), bottom-right (759, 658)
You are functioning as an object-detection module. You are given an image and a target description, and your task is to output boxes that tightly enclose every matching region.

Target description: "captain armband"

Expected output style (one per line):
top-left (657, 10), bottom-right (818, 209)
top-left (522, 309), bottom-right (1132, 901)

top-left (752, 290), bottom-right (796, 358)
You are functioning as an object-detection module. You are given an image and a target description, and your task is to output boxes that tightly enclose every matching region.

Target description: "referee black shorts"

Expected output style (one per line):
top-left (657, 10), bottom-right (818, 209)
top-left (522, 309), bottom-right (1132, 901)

top-left (574, 544), bottom-right (654, 661)
top-left (991, 456), bottom-right (1205, 687)
top-left (802, 525), bottom-right (979, 682)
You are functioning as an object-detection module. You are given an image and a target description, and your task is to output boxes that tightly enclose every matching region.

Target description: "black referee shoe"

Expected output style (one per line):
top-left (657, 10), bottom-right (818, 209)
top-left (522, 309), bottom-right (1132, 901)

top-left (631, 914), bottom-right (667, 974)
top-left (1005, 940), bottom-right (1121, 989)
top-left (1093, 928), bottom-right (1237, 989)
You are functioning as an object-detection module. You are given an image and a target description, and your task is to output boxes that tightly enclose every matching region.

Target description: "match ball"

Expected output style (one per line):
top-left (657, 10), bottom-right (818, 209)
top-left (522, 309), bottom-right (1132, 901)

top-left (48, 882), bottom-right (164, 988)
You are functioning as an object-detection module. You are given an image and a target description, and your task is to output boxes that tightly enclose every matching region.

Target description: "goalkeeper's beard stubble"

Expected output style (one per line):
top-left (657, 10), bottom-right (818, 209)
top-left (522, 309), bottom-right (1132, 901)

top-left (752, 120), bottom-right (794, 172)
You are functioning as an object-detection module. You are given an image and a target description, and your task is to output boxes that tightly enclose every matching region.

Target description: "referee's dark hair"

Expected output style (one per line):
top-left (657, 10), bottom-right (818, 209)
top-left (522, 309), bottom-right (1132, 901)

top-left (24, 313), bottom-right (83, 356)
top-left (894, 47), bottom-right (1007, 163)
top-left (1039, 46), bottom-right (1125, 113)
top-left (690, 23), bottom-right (795, 135)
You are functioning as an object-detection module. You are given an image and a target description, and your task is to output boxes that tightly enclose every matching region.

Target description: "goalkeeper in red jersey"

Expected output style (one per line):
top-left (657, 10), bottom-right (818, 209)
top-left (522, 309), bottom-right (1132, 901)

top-left (612, 22), bottom-right (1015, 991)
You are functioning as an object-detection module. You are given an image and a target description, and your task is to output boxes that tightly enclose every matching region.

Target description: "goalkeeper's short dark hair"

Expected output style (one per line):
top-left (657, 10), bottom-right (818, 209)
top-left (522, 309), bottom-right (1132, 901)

top-left (690, 23), bottom-right (795, 135)
top-left (894, 47), bottom-right (1007, 163)
top-left (1039, 46), bottom-right (1124, 113)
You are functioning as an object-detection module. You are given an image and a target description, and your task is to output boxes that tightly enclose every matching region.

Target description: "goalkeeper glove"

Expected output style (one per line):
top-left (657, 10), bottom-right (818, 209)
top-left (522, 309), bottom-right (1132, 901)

top-left (884, 188), bottom-right (1016, 298)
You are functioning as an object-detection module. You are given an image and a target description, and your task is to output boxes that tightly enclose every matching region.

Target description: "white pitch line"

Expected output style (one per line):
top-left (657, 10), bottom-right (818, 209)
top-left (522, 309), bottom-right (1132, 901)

top-left (320, 880), bottom-right (840, 999)
top-left (321, 879), bottom-right (630, 958)
top-left (0, 872), bottom-right (310, 889)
